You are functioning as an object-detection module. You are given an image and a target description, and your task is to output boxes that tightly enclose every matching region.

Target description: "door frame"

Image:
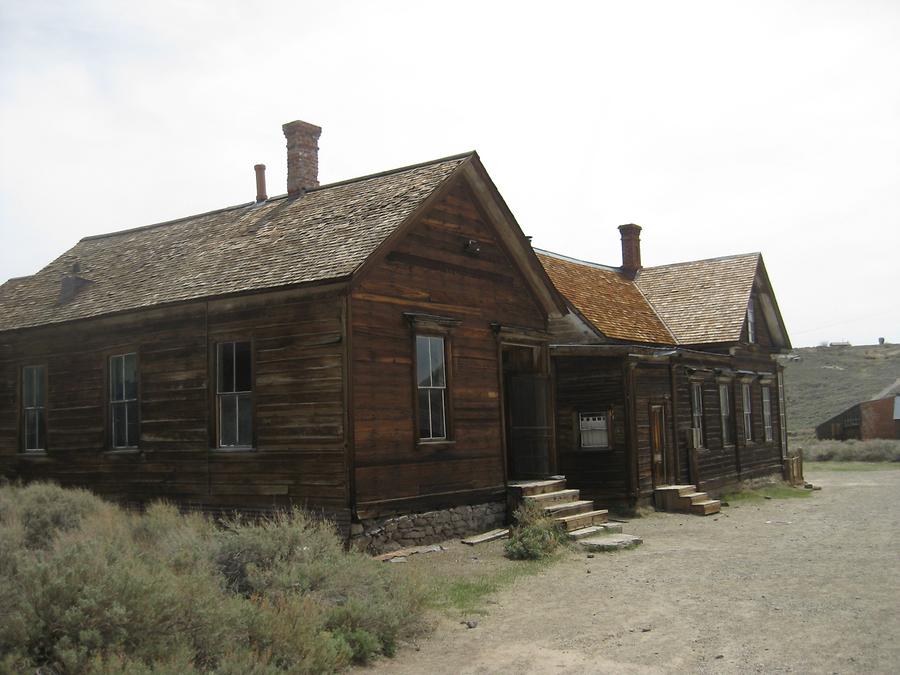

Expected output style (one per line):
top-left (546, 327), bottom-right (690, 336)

top-left (495, 328), bottom-right (554, 483)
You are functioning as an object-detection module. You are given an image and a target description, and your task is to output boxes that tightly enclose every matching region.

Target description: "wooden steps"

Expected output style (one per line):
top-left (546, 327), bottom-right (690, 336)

top-left (654, 484), bottom-right (721, 516)
top-left (507, 476), bottom-right (641, 548)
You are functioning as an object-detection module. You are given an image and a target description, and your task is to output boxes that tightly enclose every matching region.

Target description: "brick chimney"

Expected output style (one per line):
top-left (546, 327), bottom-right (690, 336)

top-left (282, 120), bottom-right (321, 196)
top-left (618, 223), bottom-right (642, 277)
top-left (254, 164), bottom-right (267, 202)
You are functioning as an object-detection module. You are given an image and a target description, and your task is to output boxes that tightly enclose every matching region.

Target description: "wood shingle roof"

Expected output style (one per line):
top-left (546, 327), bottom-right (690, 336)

top-left (536, 251), bottom-right (673, 344)
top-left (635, 253), bottom-right (760, 345)
top-left (537, 249), bottom-right (763, 347)
top-left (0, 154), bottom-right (468, 332)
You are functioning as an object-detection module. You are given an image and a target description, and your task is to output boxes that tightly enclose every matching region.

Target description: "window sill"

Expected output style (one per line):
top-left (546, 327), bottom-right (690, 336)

top-left (416, 440), bottom-right (456, 448)
top-left (20, 450), bottom-right (48, 458)
top-left (105, 448), bottom-right (141, 455)
top-left (210, 447), bottom-right (257, 454)
top-left (575, 446), bottom-right (613, 452)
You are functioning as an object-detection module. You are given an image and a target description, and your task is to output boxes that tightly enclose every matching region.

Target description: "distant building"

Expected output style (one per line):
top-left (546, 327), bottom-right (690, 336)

top-left (815, 395), bottom-right (900, 440)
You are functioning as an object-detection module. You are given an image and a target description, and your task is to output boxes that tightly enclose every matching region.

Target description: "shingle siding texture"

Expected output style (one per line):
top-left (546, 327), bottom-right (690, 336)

top-left (0, 156), bottom-right (466, 332)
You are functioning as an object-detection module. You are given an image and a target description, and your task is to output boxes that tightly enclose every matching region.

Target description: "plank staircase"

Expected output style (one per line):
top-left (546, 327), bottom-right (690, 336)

top-left (507, 477), bottom-right (642, 550)
top-left (654, 484), bottom-right (721, 516)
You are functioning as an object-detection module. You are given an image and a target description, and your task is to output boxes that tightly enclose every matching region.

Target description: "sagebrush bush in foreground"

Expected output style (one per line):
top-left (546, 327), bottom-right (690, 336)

top-left (0, 483), bottom-right (426, 674)
top-left (504, 500), bottom-right (566, 560)
top-left (802, 438), bottom-right (900, 462)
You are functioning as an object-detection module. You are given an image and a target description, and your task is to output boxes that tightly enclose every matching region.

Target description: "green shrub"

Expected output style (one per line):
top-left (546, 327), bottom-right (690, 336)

top-left (0, 481), bottom-right (105, 549)
top-left (504, 500), bottom-right (566, 560)
top-left (0, 482), bottom-right (426, 673)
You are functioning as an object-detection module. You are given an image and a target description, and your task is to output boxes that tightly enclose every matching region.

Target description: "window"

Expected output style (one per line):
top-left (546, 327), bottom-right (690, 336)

top-left (579, 412), bottom-right (609, 448)
top-left (747, 298), bottom-right (756, 344)
top-left (416, 335), bottom-right (447, 441)
top-left (217, 341), bottom-right (252, 448)
top-left (777, 373), bottom-right (788, 452)
top-left (109, 353), bottom-right (139, 448)
top-left (690, 383), bottom-right (704, 447)
top-left (762, 386), bottom-right (773, 442)
top-left (742, 382), bottom-right (753, 442)
top-left (719, 383), bottom-right (733, 446)
top-left (22, 365), bottom-right (46, 451)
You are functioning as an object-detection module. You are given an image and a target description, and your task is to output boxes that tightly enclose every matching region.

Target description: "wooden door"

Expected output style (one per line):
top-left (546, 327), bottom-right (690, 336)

top-left (650, 405), bottom-right (666, 487)
top-left (506, 374), bottom-right (551, 478)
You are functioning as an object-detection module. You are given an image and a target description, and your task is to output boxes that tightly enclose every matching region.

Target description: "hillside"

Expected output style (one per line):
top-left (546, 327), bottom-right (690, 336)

top-left (778, 343), bottom-right (900, 432)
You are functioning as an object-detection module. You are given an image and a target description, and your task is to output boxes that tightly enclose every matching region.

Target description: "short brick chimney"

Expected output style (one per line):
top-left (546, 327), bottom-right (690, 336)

top-left (282, 120), bottom-right (321, 196)
top-left (254, 164), bottom-right (267, 202)
top-left (618, 223), bottom-right (642, 277)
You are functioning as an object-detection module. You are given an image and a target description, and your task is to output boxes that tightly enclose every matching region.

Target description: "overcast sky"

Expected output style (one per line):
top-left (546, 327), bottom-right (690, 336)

top-left (1, 0), bottom-right (897, 347)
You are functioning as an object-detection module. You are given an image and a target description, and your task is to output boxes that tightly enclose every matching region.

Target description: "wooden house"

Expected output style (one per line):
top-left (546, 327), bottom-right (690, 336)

top-left (0, 120), bottom-right (568, 545)
top-left (815, 394), bottom-right (900, 440)
top-left (538, 224), bottom-right (793, 511)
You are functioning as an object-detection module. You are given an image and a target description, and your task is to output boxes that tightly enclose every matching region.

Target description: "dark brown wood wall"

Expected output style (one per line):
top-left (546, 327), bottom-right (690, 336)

top-left (632, 362), bottom-right (676, 497)
top-left (741, 292), bottom-right (775, 348)
top-left (671, 357), bottom-right (783, 492)
top-left (350, 180), bottom-right (547, 517)
top-left (0, 286), bottom-right (350, 524)
top-left (553, 356), bottom-right (629, 503)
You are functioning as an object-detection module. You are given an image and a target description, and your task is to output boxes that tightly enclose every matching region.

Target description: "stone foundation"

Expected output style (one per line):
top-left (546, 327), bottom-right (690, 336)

top-left (350, 501), bottom-right (507, 554)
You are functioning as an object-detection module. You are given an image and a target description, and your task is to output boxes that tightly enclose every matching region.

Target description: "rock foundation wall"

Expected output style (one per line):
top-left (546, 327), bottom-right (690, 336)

top-left (350, 501), bottom-right (506, 553)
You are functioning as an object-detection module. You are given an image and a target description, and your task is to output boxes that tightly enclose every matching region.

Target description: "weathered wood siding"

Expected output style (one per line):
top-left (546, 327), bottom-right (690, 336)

top-left (0, 286), bottom-right (350, 523)
top-left (740, 292), bottom-right (775, 348)
top-left (632, 362), bottom-right (676, 497)
top-left (553, 356), bottom-right (629, 502)
top-left (670, 358), bottom-right (783, 493)
top-left (350, 180), bottom-right (547, 517)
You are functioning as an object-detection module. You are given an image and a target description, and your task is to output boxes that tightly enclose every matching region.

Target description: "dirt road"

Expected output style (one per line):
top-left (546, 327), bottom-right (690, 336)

top-left (369, 467), bottom-right (900, 674)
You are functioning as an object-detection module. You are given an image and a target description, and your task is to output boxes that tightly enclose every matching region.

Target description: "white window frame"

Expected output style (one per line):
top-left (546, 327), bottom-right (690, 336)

top-left (719, 383), bottom-right (733, 446)
top-left (762, 386), bottom-right (774, 442)
top-left (579, 412), bottom-right (610, 449)
top-left (691, 383), bottom-right (704, 448)
top-left (416, 334), bottom-right (448, 441)
top-left (742, 382), bottom-right (753, 443)
top-left (109, 352), bottom-right (139, 449)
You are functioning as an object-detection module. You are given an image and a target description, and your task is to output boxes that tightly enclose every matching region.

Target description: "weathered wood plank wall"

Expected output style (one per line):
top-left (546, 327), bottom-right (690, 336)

top-left (552, 355), bottom-right (629, 502)
top-left (350, 181), bottom-right (547, 518)
top-left (0, 285), bottom-right (350, 524)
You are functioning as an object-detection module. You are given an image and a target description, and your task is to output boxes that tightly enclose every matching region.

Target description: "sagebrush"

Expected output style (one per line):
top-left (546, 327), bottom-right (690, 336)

top-left (800, 438), bottom-right (900, 462)
top-left (0, 482), bottom-right (426, 674)
top-left (504, 500), bottom-right (566, 560)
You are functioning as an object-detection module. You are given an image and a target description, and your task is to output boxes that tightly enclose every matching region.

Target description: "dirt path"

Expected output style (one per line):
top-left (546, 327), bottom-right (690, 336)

top-left (368, 468), bottom-right (900, 674)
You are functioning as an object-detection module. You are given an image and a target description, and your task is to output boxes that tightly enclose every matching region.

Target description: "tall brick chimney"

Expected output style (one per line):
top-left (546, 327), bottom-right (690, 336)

top-left (282, 120), bottom-right (321, 196)
top-left (618, 223), bottom-right (642, 277)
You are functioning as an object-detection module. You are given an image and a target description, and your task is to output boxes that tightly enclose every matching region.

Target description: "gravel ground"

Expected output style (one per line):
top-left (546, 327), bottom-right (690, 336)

top-left (366, 467), bottom-right (900, 674)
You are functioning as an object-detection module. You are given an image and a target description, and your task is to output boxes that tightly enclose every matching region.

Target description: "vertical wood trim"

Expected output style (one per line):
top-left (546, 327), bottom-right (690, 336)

top-left (547, 345), bottom-right (558, 476)
top-left (668, 360), bottom-right (680, 483)
top-left (497, 340), bottom-right (509, 486)
top-left (343, 292), bottom-right (355, 514)
top-left (625, 360), bottom-right (638, 501)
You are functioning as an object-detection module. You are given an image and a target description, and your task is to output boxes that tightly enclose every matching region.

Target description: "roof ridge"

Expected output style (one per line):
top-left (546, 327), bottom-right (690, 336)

top-left (630, 274), bottom-right (678, 344)
top-left (81, 200), bottom-right (260, 242)
top-left (80, 151), bottom-right (476, 243)
top-left (534, 247), bottom-right (622, 273)
top-left (643, 251), bottom-right (761, 271)
top-left (306, 151), bottom-right (475, 193)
